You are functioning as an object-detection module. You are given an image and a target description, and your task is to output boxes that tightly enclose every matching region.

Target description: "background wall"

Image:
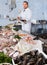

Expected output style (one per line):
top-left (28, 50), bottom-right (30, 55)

top-left (0, 0), bottom-right (47, 20)
top-left (16, 0), bottom-right (47, 20)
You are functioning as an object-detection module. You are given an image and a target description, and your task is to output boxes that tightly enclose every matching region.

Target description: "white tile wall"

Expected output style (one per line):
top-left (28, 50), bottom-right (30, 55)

top-left (16, 0), bottom-right (47, 20)
top-left (0, 0), bottom-right (47, 26)
top-left (29, 0), bottom-right (47, 20)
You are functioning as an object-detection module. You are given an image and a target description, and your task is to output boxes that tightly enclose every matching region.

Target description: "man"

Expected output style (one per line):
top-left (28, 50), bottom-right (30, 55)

top-left (17, 1), bottom-right (32, 33)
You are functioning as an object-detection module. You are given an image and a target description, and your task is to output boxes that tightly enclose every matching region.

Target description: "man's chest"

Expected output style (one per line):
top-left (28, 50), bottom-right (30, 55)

top-left (21, 11), bottom-right (28, 17)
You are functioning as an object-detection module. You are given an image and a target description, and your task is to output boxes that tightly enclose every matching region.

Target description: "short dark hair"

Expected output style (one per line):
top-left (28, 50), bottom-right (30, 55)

top-left (23, 1), bottom-right (28, 5)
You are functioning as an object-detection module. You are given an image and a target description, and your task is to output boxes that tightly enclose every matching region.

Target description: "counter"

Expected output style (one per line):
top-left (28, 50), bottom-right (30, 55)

top-left (0, 18), bottom-right (16, 26)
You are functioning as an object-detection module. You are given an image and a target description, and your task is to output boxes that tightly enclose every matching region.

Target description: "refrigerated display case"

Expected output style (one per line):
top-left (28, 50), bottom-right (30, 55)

top-left (31, 20), bottom-right (47, 39)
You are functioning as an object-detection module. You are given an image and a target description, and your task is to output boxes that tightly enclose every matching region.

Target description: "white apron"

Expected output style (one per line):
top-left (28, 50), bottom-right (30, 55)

top-left (22, 22), bottom-right (31, 33)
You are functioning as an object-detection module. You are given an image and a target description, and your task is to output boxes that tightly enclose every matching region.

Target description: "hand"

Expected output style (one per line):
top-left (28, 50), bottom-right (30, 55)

top-left (17, 17), bottom-right (20, 20)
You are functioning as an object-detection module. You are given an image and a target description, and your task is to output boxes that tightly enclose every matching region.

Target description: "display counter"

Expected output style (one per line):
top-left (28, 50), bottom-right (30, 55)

top-left (31, 20), bottom-right (47, 39)
top-left (0, 19), bottom-right (47, 65)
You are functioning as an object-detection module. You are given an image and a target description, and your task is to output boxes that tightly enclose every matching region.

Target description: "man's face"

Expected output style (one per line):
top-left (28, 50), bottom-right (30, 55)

top-left (23, 2), bottom-right (28, 9)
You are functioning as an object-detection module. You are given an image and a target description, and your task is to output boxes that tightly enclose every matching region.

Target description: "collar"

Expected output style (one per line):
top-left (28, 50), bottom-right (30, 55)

top-left (24, 8), bottom-right (29, 10)
top-left (23, 8), bottom-right (29, 12)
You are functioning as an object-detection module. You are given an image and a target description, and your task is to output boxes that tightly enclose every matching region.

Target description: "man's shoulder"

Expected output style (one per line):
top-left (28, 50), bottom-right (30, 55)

top-left (27, 8), bottom-right (31, 11)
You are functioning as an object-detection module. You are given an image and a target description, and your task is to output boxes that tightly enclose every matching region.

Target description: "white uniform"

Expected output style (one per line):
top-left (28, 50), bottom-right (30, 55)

top-left (19, 8), bottom-right (32, 33)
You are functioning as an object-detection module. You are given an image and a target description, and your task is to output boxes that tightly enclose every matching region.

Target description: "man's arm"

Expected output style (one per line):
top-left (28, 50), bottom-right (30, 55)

top-left (17, 17), bottom-right (27, 23)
